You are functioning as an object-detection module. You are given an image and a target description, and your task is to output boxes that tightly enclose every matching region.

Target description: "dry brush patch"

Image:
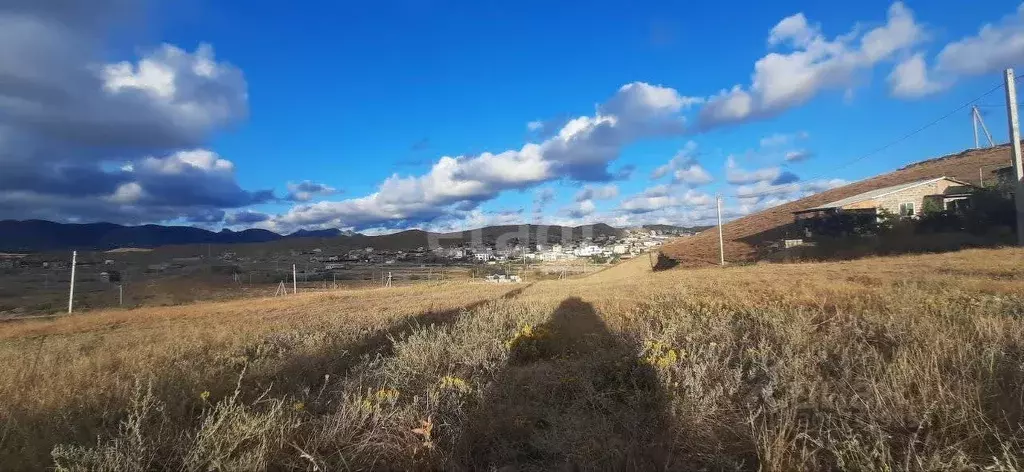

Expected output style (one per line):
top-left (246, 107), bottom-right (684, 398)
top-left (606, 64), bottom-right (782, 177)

top-left (1, 248), bottom-right (1023, 470)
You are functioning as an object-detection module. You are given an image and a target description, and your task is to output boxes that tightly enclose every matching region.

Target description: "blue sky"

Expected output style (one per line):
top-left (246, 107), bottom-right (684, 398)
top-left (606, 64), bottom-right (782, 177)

top-left (2, 0), bottom-right (1023, 233)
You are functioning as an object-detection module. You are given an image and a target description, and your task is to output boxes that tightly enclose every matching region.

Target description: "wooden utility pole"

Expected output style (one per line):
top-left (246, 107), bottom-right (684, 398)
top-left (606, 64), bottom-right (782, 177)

top-left (1004, 69), bottom-right (1024, 246)
top-left (68, 250), bottom-right (77, 314)
top-left (292, 264), bottom-right (297, 294)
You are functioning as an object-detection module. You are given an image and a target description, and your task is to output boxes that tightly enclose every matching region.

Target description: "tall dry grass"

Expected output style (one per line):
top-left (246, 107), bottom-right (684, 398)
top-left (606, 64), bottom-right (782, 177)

top-left (1, 248), bottom-right (1023, 470)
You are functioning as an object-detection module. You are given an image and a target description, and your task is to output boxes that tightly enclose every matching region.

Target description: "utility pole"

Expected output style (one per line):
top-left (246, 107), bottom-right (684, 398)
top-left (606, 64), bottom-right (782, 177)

top-left (974, 105), bottom-right (980, 148)
top-left (118, 284), bottom-right (123, 307)
top-left (716, 195), bottom-right (725, 266)
top-left (1004, 69), bottom-right (1024, 246)
top-left (973, 105), bottom-right (995, 149)
top-left (68, 250), bottom-right (77, 314)
top-left (292, 264), bottom-right (297, 294)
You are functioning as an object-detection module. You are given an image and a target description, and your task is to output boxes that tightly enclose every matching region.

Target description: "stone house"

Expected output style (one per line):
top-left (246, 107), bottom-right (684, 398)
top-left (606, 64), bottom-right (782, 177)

top-left (794, 176), bottom-right (975, 221)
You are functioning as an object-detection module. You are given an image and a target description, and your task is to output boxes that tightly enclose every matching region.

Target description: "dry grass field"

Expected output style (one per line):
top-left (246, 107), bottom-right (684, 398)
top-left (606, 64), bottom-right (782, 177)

top-left (1, 248), bottom-right (1023, 470)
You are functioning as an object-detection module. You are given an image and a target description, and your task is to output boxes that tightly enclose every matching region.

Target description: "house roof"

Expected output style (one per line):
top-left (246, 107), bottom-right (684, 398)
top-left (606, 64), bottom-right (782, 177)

top-left (794, 176), bottom-right (973, 213)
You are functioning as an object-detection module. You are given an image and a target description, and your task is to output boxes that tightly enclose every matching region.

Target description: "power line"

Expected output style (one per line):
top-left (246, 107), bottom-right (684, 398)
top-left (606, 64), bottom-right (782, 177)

top-left (824, 79), bottom-right (1009, 175)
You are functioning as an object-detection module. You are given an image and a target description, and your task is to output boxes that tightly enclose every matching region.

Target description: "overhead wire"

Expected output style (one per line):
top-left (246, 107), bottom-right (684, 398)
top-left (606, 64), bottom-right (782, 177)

top-left (822, 79), bottom-right (1011, 176)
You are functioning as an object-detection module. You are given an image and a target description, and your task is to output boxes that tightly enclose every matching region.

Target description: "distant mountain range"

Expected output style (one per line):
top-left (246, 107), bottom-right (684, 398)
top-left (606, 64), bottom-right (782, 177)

top-left (0, 220), bottom-right (355, 253)
top-left (0, 220), bottom-right (626, 253)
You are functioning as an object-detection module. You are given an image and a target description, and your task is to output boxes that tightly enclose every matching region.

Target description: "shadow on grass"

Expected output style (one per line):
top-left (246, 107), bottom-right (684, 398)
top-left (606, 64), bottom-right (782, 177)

top-left (0, 283), bottom-right (536, 470)
top-left (454, 297), bottom-right (674, 470)
top-left (254, 283), bottom-right (538, 394)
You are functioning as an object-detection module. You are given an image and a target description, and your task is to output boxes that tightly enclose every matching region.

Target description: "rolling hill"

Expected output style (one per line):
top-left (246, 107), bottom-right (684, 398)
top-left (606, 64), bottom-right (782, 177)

top-left (0, 220), bottom-right (290, 252)
top-left (660, 144), bottom-right (1014, 265)
top-left (0, 220), bottom-right (623, 254)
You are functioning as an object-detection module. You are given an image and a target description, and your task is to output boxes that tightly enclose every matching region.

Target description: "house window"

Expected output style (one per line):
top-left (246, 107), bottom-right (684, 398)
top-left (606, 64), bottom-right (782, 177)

top-left (945, 198), bottom-right (971, 212)
top-left (898, 202), bottom-right (915, 217)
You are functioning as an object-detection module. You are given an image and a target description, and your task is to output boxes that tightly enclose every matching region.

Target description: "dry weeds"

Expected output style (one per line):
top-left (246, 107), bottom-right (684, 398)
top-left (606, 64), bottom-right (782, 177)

top-left (1, 248), bottom-right (1023, 470)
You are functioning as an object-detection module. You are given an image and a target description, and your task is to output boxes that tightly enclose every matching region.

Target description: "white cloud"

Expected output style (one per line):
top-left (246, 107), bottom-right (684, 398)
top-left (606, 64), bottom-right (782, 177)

top-left (575, 184), bottom-right (619, 202)
top-left (264, 82), bottom-right (703, 231)
top-left (1, 147), bottom-right (272, 224)
top-left (619, 185), bottom-right (713, 214)
top-left (0, 1), bottom-right (254, 224)
top-left (936, 4), bottom-right (1024, 77)
top-left (139, 149), bottom-right (234, 175)
top-left (768, 13), bottom-right (818, 48)
top-left (760, 131), bottom-right (809, 148)
top-left (735, 178), bottom-right (848, 206)
top-left (225, 210), bottom-right (271, 226)
top-left (784, 149), bottom-right (813, 162)
top-left (699, 2), bottom-right (925, 127)
top-left (650, 141), bottom-right (714, 186)
top-left (286, 181), bottom-right (338, 202)
top-left (107, 182), bottom-right (143, 204)
top-left (802, 178), bottom-right (849, 193)
top-left (125, 149), bottom-right (272, 209)
top-left (735, 180), bottom-right (801, 199)
top-left (532, 187), bottom-right (556, 216)
top-left (890, 4), bottom-right (1024, 100)
top-left (565, 199), bottom-right (597, 218)
top-left (672, 165), bottom-right (714, 186)
top-left (888, 53), bottom-right (944, 98)
top-left (725, 156), bottom-right (783, 185)
top-left (601, 82), bottom-right (703, 123)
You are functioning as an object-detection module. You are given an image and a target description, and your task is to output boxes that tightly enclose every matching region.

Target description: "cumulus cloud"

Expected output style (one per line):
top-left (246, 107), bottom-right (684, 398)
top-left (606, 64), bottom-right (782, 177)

top-left (735, 181), bottom-right (801, 199)
top-left (613, 164), bottom-right (637, 180)
top-left (891, 3), bottom-right (1024, 100)
top-left (0, 1), bottom-right (256, 224)
top-left (533, 187), bottom-right (556, 206)
top-left (936, 4), bottom-right (1024, 77)
top-left (565, 199), bottom-right (597, 218)
top-left (619, 185), bottom-right (713, 214)
top-left (286, 181), bottom-right (338, 202)
top-left (725, 156), bottom-right (792, 185)
top-left (531, 187), bottom-right (556, 216)
top-left (574, 184), bottom-right (619, 202)
top-left (225, 210), bottom-right (271, 226)
top-left (699, 2), bottom-right (924, 127)
top-left (0, 148), bottom-right (272, 223)
top-left (262, 82), bottom-right (703, 232)
top-left (760, 131), bottom-right (809, 148)
top-left (784, 149), bottom-right (814, 162)
top-left (187, 209), bottom-right (226, 224)
top-left (650, 141), bottom-right (714, 186)
top-left (1, 2), bottom-right (865, 233)
top-left (888, 53), bottom-right (944, 98)
top-left (736, 178), bottom-right (848, 206)
top-left (126, 150), bottom-right (273, 208)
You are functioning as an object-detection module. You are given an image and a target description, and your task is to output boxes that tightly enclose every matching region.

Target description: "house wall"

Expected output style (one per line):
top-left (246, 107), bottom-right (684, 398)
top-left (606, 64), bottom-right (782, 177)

top-left (848, 179), bottom-right (960, 216)
top-left (844, 198), bottom-right (879, 210)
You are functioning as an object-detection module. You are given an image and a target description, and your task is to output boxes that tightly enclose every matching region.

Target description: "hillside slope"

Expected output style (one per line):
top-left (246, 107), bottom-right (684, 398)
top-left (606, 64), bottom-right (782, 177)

top-left (661, 144), bottom-right (1013, 265)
